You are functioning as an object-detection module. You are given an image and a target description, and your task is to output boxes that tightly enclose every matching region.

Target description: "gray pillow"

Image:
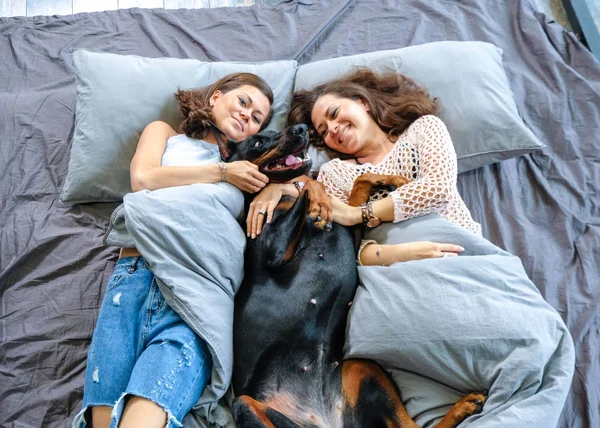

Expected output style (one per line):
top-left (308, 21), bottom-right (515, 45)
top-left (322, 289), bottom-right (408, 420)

top-left (294, 41), bottom-right (544, 174)
top-left (61, 50), bottom-right (297, 203)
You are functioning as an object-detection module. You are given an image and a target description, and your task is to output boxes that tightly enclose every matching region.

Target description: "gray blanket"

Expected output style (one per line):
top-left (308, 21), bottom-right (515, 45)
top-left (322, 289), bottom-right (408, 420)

top-left (347, 214), bottom-right (575, 427)
top-left (105, 182), bottom-right (246, 427)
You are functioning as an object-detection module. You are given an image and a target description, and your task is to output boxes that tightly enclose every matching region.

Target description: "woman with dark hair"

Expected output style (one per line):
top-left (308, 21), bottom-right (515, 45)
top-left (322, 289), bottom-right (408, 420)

top-left (247, 69), bottom-right (574, 427)
top-left (247, 68), bottom-right (479, 265)
top-left (133, 72), bottom-right (274, 193)
top-left (75, 72), bottom-right (273, 428)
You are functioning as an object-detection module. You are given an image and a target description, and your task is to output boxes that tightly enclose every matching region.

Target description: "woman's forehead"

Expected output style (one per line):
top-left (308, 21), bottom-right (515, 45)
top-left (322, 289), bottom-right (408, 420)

top-left (233, 85), bottom-right (271, 113)
top-left (311, 94), bottom-right (339, 121)
top-left (311, 94), bottom-right (348, 124)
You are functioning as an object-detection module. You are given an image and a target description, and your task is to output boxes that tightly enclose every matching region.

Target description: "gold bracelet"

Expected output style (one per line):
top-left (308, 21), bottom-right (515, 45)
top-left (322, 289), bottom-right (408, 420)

top-left (219, 162), bottom-right (227, 182)
top-left (376, 246), bottom-right (385, 266)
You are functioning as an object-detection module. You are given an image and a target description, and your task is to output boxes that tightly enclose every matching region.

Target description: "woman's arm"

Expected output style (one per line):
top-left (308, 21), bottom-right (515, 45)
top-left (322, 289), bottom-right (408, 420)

top-left (130, 121), bottom-right (268, 193)
top-left (358, 241), bottom-right (464, 266)
top-left (327, 197), bottom-right (463, 265)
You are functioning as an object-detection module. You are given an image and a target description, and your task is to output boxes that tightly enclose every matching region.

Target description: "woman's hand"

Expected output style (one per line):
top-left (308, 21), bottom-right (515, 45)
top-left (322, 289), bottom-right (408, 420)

top-left (392, 241), bottom-right (464, 263)
top-left (225, 161), bottom-right (269, 193)
top-left (331, 197), bottom-right (362, 226)
top-left (246, 183), bottom-right (286, 238)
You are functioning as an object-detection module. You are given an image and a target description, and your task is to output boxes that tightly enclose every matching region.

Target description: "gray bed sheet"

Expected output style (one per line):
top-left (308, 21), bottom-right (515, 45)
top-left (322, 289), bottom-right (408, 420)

top-left (0, 0), bottom-right (598, 427)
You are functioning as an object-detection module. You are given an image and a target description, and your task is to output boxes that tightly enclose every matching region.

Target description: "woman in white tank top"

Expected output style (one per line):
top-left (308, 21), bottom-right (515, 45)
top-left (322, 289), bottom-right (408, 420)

top-left (76, 73), bottom-right (274, 428)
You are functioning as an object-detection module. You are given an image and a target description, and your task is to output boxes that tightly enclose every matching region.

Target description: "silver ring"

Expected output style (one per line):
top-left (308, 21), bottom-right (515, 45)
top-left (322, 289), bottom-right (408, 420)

top-left (442, 252), bottom-right (448, 258)
top-left (258, 209), bottom-right (266, 216)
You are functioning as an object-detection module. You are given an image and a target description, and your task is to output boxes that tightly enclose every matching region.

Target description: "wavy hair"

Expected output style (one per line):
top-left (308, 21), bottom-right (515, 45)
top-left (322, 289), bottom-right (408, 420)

top-left (288, 67), bottom-right (438, 158)
top-left (175, 72), bottom-right (274, 140)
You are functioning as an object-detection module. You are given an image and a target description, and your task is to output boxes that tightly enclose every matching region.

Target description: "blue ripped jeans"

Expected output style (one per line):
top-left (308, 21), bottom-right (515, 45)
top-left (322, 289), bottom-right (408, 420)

top-left (74, 257), bottom-right (212, 428)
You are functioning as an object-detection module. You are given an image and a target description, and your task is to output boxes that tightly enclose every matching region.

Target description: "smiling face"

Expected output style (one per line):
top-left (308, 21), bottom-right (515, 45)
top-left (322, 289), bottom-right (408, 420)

top-left (310, 93), bottom-right (378, 156)
top-left (210, 85), bottom-right (271, 142)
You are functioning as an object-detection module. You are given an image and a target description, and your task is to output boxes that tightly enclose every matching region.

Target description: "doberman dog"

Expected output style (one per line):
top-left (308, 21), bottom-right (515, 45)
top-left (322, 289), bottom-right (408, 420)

top-left (231, 128), bottom-right (487, 428)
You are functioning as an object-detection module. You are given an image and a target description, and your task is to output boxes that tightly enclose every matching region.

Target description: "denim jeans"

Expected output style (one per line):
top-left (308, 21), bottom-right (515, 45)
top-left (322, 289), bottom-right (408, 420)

top-left (73, 257), bottom-right (212, 428)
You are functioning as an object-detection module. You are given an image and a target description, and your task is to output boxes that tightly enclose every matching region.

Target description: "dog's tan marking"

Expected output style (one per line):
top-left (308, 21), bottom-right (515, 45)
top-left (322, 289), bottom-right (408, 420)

top-left (282, 233), bottom-right (302, 264)
top-left (348, 173), bottom-right (411, 206)
top-left (237, 396), bottom-right (276, 428)
top-left (434, 392), bottom-right (487, 428)
top-left (275, 199), bottom-right (295, 212)
top-left (263, 394), bottom-right (328, 428)
top-left (254, 149), bottom-right (285, 168)
top-left (342, 359), bottom-right (419, 428)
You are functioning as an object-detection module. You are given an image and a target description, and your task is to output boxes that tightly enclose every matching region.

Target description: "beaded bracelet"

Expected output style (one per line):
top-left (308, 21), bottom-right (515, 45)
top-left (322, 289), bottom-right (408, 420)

top-left (219, 162), bottom-right (227, 182)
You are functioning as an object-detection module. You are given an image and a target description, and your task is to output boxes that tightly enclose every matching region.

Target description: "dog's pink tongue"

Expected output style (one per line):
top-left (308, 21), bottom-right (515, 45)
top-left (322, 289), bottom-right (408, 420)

top-left (285, 154), bottom-right (298, 166)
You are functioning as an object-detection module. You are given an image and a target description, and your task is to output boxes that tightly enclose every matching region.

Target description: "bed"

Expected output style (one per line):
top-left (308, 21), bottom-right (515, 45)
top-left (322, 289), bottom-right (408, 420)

top-left (0, 0), bottom-right (598, 427)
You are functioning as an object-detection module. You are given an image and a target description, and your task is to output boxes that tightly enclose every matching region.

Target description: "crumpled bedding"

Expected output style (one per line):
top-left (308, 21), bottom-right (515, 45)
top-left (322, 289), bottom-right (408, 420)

top-left (347, 214), bottom-right (575, 427)
top-left (1, 1), bottom-right (599, 427)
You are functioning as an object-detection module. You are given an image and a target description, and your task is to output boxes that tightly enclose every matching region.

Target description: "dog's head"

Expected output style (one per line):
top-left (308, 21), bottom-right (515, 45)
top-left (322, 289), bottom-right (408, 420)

top-left (221, 124), bottom-right (312, 183)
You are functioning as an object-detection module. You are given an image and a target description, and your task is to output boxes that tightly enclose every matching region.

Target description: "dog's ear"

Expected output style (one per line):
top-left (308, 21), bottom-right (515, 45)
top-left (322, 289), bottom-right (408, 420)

top-left (219, 138), bottom-right (237, 161)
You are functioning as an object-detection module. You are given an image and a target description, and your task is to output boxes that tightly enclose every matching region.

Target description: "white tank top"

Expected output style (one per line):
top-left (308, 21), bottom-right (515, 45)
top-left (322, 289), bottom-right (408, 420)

top-left (161, 134), bottom-right (221, 166)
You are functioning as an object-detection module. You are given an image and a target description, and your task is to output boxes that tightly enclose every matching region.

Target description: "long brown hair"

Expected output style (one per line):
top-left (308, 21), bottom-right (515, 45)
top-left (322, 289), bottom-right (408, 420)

top-left (288, 67), bottom-right (438, 158)
top-left (175, 72), bottom-right (274, 140)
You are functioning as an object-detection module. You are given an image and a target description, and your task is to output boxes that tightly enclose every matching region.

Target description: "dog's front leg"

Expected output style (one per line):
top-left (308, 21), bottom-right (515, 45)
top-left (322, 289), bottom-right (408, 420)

top-left (347, 173), bottom-right (411, 207)
top-left (303, 179), bottom-right (333, 229)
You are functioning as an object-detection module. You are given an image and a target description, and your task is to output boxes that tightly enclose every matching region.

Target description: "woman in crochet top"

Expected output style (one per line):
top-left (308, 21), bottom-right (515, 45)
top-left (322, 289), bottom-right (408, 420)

top-left (247, 68), bottom-right (480, 266)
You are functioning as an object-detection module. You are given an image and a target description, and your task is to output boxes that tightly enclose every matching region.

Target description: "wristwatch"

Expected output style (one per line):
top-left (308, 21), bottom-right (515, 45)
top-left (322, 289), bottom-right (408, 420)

top-left (360, 202), bottom-right (381, 228)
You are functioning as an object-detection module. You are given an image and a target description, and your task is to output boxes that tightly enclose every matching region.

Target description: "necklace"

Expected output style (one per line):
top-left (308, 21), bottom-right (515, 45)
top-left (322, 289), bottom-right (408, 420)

top-left (355, 138), bottom-right (392, 164)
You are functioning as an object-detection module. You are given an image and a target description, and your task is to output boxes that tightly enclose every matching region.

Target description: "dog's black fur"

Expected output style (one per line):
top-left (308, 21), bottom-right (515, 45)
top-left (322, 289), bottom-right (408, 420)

top-left (221, 124), bottom-right (312, 183)
top-left (233, 181), bottom-right (360, 427)
top-left (226, 124), bottom-right (487, 428)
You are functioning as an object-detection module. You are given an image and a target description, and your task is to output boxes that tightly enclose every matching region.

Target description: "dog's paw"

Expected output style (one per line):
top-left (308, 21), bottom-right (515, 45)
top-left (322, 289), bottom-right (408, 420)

top-left (388, 175), bottom-right (411, 188)
top-left (464, 392), bottom-right (487, 415)
top-left (310, 213), bottom-right (332, 231)
top-left (446, 391), bottom-right (487, 423)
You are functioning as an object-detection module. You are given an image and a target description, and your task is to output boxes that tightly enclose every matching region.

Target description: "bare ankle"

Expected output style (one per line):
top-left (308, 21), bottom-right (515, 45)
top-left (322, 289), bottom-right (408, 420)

top-left (119, 396), bottom-right (167, 428)
top-left (91, 406), bottom-right (112, 428)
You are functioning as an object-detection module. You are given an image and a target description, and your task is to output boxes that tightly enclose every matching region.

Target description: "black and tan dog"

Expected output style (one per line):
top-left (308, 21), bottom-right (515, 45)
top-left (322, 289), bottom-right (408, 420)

top-left (231, 141), bottom-right (487, 427)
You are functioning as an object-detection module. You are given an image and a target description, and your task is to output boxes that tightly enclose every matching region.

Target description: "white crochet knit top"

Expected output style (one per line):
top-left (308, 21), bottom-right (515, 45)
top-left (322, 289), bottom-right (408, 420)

top-left (317, 115), bottom-right (482, 235)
